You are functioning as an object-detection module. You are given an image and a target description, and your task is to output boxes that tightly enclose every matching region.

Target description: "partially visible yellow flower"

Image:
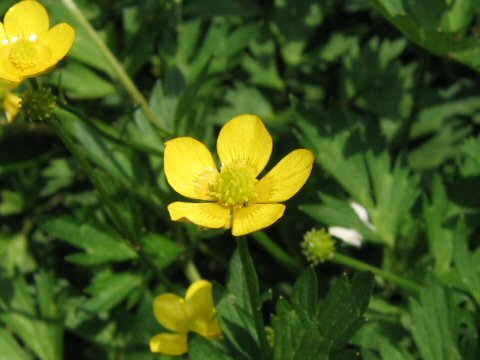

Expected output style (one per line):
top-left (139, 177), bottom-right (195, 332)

top-left (164, 114), bottom-right (315, 236)
top-left (0, 79), bottom-right (21, 123)
top-left (150, 280), bottom-right (222, 356)
top-left (3, 91), bottom-right (21, 122)
top-left (0, 0), bottom-right (75, 82)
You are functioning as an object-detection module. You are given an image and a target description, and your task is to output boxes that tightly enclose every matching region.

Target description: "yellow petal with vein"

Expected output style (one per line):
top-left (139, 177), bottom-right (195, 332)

top-left (149, 332), bottom-right (188, 355)
top-left (217, 114), bottom-right (272, 177)
top-left (168, 202), bottom-right (231, 229)
top-left (186, 280), bottom-right (215, 311)
top-left (153, 293), bottom-right (191, 333)
top-left (38, 23), bottom-right (75, 71)
top-left (4, 0), bottom-right (49, 40)
top-left (255, 149), bottom-right (314, 203)
top-left (185, 280), bottom-right (222, 337)
top-left (164, 137), bottom-right (218, 200)
top-left (232, 204), bottom-right (285, 236)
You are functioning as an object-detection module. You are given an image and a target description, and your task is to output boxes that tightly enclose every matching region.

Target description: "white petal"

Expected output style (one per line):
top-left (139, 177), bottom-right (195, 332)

top-left (350, 202), bottom-right (376, 231)
top-left (328, 226), bottom-right (363, 247)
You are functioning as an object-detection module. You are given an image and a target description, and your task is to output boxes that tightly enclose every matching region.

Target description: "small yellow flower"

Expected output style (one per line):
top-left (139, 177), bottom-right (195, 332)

top-left (0, 79), bottom-right (21, 123)
top-left (0, 0), bottom-right (75, 82)
top-left (150, 280), bottom-right (222, 356)
top-left (164, 114), bottom-right (315, 236)
top-left (4, 91), bottom-right (21, 122)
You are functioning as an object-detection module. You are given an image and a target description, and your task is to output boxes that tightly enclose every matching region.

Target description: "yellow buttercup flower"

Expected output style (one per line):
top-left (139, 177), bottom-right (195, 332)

top-left (165, 114), bottom-right (315, 236)
top-left (0, 0), bottom-right (75, 82)
top-left (150, 280), bottom-right (222, 356)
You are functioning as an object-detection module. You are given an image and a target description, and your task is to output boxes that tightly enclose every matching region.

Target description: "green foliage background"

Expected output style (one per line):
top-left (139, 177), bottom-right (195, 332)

top-left (1, 0), bottom-right (480, 359)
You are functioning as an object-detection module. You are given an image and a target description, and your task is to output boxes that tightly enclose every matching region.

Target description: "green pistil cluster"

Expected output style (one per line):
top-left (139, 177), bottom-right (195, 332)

top-left (21, 86), bottom-right (57, 122)
top-left (214, 163), bottom-right (257, 207)
top-left (302, 228), bottom-right (336, 264)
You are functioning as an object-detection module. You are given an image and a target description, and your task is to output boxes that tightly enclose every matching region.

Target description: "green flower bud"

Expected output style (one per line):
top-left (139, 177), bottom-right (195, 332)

top-left (20, 86), bottom-right (56, 122)
top-left (301, 228), bottom-right (335, 264)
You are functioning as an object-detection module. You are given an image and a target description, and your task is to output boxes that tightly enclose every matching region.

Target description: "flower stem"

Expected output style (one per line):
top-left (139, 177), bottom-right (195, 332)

top-left (185, 261), bottom-right (201, 283)
top-left (60, 0), bottom-right (169, 135)
top-left (332, 253), bottom-right (421, 293)
top-left (237, 236), bottom-right (272, 360)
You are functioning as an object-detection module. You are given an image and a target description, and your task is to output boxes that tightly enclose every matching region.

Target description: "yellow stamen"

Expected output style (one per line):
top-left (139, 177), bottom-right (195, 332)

top-left (194, 168), bottom-right (218, 196)
top-left (213, 163), bottom-right (257, 207)
top-left (9, 39), bottom-right (41, 70)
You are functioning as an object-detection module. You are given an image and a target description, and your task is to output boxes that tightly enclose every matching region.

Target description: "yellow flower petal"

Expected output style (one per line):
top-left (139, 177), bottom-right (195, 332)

top-left (204, 318), bottom-right (223, 339)
top-left (184, 280), bottom-right (222, 337)
top-left (185, 280), bottom-right (216, 337)
top-left (153, 293), bottom-right (191, 333)
top-left (0, 23), bottom-right (8, 46)
top-left (217, 114), bottom-right (272, 177)
top-left (232, 204), bottom-right (286, 236)
top-left (149, 332), bottom-right (188, 355)
top-left (4, 92), bottom-right (21, 123)
top-left (255, 149), bottom-right (314, 203)
top-left (185, 280), bottom-right (215, 309)
top-left (0, 50), bottom-right (23, 82)
top-left (168, 202), bottom-right (231, 229)
top-left (189, 314), bottom-right (223, 339)
top-left (36, 23), bottom-right (75, 71)
top-left (165, 137), bottom-right (219, 200)
top-left (4, 0), bottom-right (50, 41)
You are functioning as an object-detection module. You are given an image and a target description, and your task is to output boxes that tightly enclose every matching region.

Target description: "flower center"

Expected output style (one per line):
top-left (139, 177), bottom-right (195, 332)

top-left (9, 39), bottom-right (39, 70)
top-left (213, 163), bottom-right (257, 207)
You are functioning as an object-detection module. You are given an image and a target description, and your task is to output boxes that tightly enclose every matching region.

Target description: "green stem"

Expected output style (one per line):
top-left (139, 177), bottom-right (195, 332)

top-left (60, 0), bottom-right (169, 135)
top-left (185, 261), bottom-right (201, 283)
top-left (332, 253), bottom-right (421, 293)
top-left (174, 225), bottom-right (202, 283)
top-left (237, 236), bottom-right (272, 360)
